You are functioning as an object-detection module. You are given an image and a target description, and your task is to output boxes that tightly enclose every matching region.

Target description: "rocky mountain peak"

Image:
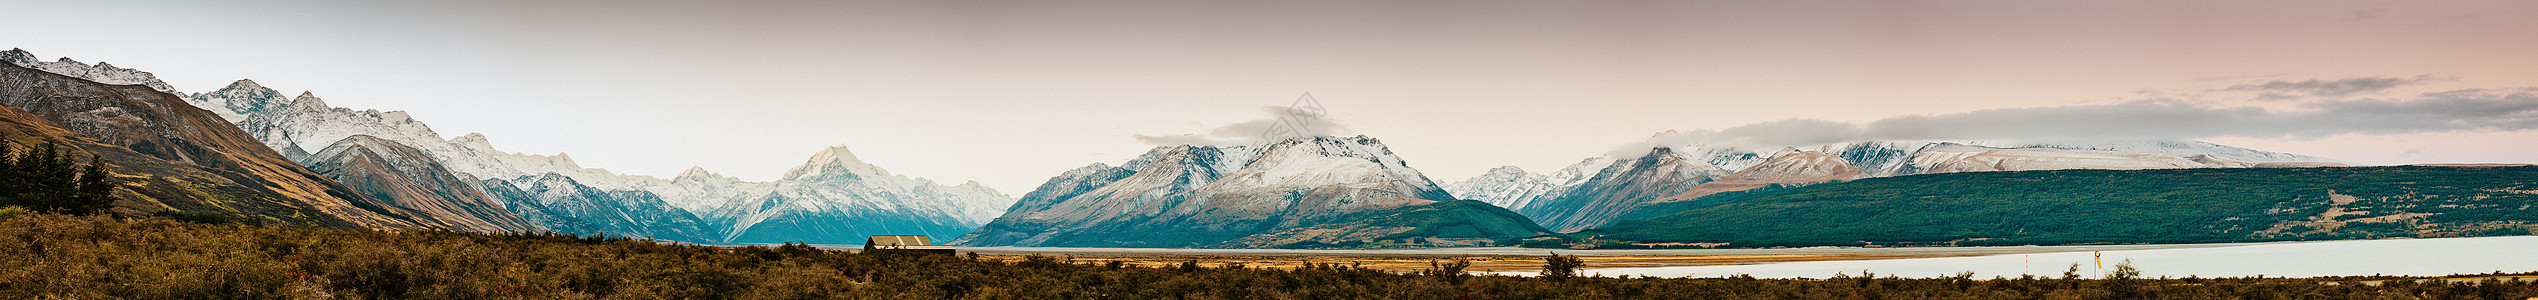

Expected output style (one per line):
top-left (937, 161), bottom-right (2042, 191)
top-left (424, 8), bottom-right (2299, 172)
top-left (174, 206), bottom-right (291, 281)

top-left (224, 78), bottom-right (268, 91)
top-left (0, 48), bottom-right (33, 64)
top-left (1445, 165), bottom-right (1554, 208)
top-left (782, 145), bottom-right (892, 182)
top-left (1771, 147), bottom-right (1804, 157)
top-left (450, 132), bottom-right (496, 150)
top-left (676, 166), bottom-right (717, 178)
top-left (3, 48), bottom-right (182, 94)
top-left (1733, 150), bottom-right (1865, 182)
top-left (193, 79), bottom-right (289, 118)
top-left (672, 166), bottom-right (738, 184)
top-left (806, 145), bottom-right (867, 165)
top-left (292, 91), bottom-right (328, 108)
top-left (1482, 166), bottom-right (1532, 177)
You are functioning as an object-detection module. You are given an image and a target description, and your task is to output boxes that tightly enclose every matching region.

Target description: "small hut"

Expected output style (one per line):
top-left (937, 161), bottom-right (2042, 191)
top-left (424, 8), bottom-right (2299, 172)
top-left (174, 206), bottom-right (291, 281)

top-left (864, 235), bottom-right (956, 255)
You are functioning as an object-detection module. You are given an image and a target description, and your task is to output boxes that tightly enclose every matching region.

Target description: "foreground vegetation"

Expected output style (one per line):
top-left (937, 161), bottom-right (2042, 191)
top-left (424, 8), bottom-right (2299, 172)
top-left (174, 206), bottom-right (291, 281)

top-left (3, 213), bottom-right (2535, 299)
top-left (1583, 166), bottom-right (2538, 248)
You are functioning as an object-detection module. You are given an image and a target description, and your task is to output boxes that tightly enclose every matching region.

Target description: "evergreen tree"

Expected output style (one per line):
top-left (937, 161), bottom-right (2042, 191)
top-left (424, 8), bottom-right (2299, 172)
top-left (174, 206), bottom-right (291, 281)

top-left (0, 141), bottom-right (119, 215)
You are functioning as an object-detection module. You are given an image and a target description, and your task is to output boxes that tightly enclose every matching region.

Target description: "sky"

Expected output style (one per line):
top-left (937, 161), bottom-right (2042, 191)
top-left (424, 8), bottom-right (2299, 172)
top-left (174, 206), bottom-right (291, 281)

top-left (5, 0), bottom-right (2536, 195)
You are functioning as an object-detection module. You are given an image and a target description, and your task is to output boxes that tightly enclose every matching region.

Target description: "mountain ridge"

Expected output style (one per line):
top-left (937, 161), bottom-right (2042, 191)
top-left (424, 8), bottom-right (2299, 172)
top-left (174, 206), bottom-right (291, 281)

top-left (0, 62), bottom-right (424, 229)
top-left (954, 136), bottom-right (1547, 248)
top-left (1453, 138), bottom-right (2348, 232)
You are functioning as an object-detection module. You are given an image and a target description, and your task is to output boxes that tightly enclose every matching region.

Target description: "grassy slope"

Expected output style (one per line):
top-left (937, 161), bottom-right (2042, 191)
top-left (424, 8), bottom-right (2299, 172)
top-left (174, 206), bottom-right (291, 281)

top-left (1592, 166), bottom-right (2538, 247)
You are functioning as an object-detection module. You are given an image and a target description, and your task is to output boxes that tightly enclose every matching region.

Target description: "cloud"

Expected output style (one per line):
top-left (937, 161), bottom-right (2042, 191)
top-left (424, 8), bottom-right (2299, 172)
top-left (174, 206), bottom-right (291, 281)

top-left (1615, 88), bottom-right (2538, 156)
top-left (1134, 106), bottom-right (1352, 147)
top-left (2219, 75), bottom-right (2449, 97)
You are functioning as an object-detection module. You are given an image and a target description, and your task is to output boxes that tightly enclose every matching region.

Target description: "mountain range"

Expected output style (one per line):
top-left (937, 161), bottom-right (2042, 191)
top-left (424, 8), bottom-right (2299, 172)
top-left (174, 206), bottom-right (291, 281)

top-left (0, 60), bottom-right (424, 229)
top-left (19, 47), bottom-right (2519, 250)
top-left (5, 48), bottom-right (1010, 244)
top-left (1448, 136), bottom-right (2348, 232)
top-left (953, 136), bottom-right (1548, 248)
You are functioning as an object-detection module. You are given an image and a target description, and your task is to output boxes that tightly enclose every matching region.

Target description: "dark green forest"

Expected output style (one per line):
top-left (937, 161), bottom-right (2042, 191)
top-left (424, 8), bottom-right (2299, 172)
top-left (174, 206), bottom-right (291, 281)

top-left (1586, 166), bottom-right (2538, 248)
top-left (3, 213), bottom-right (2535, 299)
top-left (0, 142), bottom-right (116, 215)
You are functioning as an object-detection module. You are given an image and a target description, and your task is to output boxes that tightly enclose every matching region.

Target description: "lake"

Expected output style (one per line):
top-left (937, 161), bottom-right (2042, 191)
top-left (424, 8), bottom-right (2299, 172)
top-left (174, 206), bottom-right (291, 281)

top-left (1523, 236), bottom-right (2538, 279)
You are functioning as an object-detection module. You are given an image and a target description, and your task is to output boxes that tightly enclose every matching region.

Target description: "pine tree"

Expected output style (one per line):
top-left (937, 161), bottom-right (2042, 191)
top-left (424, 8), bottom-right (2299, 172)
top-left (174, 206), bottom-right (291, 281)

top-left (69, 154), bottom-right (116, 214)
top-left (0, 141), bottom-right (120, 215)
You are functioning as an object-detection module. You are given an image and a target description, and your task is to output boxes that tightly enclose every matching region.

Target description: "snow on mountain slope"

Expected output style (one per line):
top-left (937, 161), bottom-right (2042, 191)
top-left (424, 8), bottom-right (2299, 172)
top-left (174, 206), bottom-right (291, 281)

top-left (705, 145), bottom-right (1016, 243)
top-left (2015, 140), bottom-right (2346, 164)
top-left (0, 62), bottom-right (425, 229)
top-left (1, 48), bottom-right (180, 95)
top-left (1514, 147), bottom-right (1732, 232)
top-left (185, 79), bottom-right (289, 124)
top-left (199, 83), bottom-right (662, 192)
top-left (1454, 139), bottom-right (2341, 196)
top-left (1906, 142), bottom-right (2212, 174)
top-left (1654, 149), bottom-right (1867, 203)
top-left (306, 135), bottom-right (543, 233)
top-left (1198, 136), bottom-right (1449, 198)
top-left (1443, 166), bottom-right (1555, 208)
top-left (72, 62), bottom-right (1020, 243)
top-left (1446, 157), bottom-right (1621, 210)
top-left (477, 173), bottom-right (719, 242)
top-left (663, 166), bottom-right (765, 213)
top-left (955, 135), bottom-right (1540, 248)
top-left (199, 85), bottom-right (1016, 229)
top-left (1448, 135), bottom-right (2348, 231)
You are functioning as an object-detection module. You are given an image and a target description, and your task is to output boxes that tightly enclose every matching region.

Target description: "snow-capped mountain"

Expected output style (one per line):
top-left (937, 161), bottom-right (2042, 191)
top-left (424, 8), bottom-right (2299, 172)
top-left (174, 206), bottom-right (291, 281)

top-left (1450, 156), bottom-right (1626, 212)
top-left (194, 81), bottom-right (647, 188)
top-left (704, 146), bottom-right (1012, 243)
top-left (190, 81), bottom-right (1018, 243)
top-left (1, 48), bottom-right (180, 94)
top-left (305, 135), bottom-right (542, 233)
top-left (1443, 166), bottom-right (1554, 208)
top-left (477, 173), bottom-right (719, 242)
top-left (186, 79), bottom-right (290, 124)
top-left (8, 48), bottom-right (1021, 243)
top-left (954, 135), bottom-right (1546, 248)
top-left (1651, 149), bottom-right (1867, 204)
top-left (1449, 136), bottom-right (2348, 232)
top-left (1509, 147), bottom-right (1732, 233)
top-left (1, 60), bottom-right (426, 229)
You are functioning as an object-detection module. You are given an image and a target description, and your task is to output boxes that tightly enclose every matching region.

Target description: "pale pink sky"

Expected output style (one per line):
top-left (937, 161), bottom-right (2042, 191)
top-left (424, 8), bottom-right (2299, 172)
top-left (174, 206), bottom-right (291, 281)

top-left (8, 0), bottom-right (2535, 194)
